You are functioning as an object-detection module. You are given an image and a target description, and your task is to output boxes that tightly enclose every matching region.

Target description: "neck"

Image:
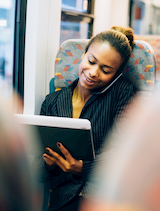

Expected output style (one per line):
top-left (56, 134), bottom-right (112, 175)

top-left (76, 82), bottom-right (92, 103)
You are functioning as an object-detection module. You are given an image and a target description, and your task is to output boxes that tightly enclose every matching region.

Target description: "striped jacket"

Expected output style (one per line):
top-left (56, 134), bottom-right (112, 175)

top-left (34, 76), bottom-right (137, 210)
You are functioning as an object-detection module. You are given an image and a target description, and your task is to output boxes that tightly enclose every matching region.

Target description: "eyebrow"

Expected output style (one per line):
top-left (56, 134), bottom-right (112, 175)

top-left (90, 54), bottom-right (114, 71)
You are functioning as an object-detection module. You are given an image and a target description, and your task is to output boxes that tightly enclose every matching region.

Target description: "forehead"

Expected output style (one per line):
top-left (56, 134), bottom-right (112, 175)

top-left (86, 42), bottom-right (123, 70)
top-left (87, 42), bottom-right (119, 57)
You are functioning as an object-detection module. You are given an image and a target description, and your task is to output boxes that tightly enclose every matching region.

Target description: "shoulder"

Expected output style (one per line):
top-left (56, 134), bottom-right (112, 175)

top-left (45, 89), bottom-right (62, 103)
top-left (44, 87), bottom-right (68, 104)
top-left (100, 76), bottom-right (137, 105)
top-left (112, 76), bottom-right (137, 96)
top-left (117, 76), bottom-right (136, 90)
top-left (112, 76), bottom-right (137, 107)
top-left (40, 87), bottom-right (69, 115)
top-left (43, 79), bottom-right (78, 105)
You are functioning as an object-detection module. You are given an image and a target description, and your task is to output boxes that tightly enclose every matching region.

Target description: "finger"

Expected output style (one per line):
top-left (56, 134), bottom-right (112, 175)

top-left (57, 142), bottom-right (74, 163)
top-left (54, 160), bottom-right (67, 172)
top-left (43, 153), bottom-right (56, 162)
top-left (46, 145), bottom-right (79, 173)
top-left (43, 154), bottom-right (56, 166)
top-left (43, 156), bottom-right (52, 164)
top-left (46, 147), bottom-right (69, 171)
top-left (46, 147), bottom-right (63, 158)
top-left (54, 145), bottom-right (83, 173)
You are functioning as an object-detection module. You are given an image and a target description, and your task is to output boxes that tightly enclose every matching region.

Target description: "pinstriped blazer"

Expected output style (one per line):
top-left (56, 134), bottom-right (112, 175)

top-left (34, 77), bottom-right (137, 210)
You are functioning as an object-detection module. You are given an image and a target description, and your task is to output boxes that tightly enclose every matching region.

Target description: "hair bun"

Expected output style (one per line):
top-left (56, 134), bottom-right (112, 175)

top-left (111, 26), bottom-right (135, 49)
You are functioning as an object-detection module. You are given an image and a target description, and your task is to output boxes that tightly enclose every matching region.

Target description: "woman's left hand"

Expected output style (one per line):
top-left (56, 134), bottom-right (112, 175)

top-left (45, 142), bottom-right (83, 175)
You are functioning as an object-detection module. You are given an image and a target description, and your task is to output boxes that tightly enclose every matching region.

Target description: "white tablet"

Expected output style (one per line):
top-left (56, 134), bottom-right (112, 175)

top-left (14, 114), bottom-right (95, 161)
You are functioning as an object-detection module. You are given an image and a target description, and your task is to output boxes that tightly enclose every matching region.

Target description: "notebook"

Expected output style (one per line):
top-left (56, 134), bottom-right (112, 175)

top-left (14, 114), bottom-right (95, 161)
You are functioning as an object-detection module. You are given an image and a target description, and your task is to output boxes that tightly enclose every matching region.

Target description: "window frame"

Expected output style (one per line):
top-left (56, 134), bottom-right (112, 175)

top-left (13, 0), bottom-right (27, 100)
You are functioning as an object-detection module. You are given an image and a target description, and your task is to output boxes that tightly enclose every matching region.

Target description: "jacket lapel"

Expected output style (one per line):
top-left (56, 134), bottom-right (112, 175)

top-left (57, 87), bottom-right (73, 118)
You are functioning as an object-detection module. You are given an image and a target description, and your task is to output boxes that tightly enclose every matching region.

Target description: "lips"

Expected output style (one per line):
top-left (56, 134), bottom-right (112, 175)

top-left (86, 76), bottom-right (94, 83)
top-left (83, 71), bottom-right (97, 85)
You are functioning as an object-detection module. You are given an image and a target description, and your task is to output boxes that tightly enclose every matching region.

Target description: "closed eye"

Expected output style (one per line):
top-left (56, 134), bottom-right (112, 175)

top-left (88, 59), bottom-right (95, 65)
top-left (102, 69), bottom-right (111, 74)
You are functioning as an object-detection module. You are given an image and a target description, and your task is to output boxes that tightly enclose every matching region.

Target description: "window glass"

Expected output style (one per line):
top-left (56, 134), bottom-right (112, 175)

top-left (60, 0), bottom-right (93, 44)
top-left (130, 0), bottom-right (160, 35)
top-left (62, 0), bottom-right (88, 13)
top-left (0, 0), bottom-right (15, 97)
top-left (60, 21), bottom-right (89, 44)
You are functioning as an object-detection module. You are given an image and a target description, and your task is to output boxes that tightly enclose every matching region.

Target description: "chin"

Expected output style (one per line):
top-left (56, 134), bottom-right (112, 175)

top-left (91, 84), bottom-right (108, 93)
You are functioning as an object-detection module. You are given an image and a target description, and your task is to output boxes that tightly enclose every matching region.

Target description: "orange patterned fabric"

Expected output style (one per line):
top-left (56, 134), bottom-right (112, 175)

top-left (135, 35), bottom-right (160, 80)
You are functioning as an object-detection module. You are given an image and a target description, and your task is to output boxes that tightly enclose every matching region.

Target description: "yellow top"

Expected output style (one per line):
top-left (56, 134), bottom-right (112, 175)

top-left (72, 85), bottom-right (85, 118)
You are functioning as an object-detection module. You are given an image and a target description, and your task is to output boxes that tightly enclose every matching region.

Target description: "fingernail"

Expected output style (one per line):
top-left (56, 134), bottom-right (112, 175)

top-left (57, 142), bottom-right (61, 147)
top-left (46, 148), bottom-right (49, 152)
top-left (43, 155), bottom-right (47, 158)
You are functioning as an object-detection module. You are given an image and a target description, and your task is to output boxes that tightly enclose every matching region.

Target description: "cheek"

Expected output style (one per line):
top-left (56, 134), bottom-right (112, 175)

top-left (78, 65), bottom-right (82, 76)
top-left (78, 61), bottom-right (85, 74)
top-left (101, 73), bottom-right (116, 83)
top-left (79, 57), bottom-right (90, 73)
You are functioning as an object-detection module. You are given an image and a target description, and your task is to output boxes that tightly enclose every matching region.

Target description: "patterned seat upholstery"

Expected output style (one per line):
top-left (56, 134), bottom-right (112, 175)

top-left (50, 39), bottom-right (156, 93)
top-left (135, 35), bottom-right (160, 81)
top-left (50, 39), bottom-right (89, 93)
top-left (123, 40), bottom-right (156, 91)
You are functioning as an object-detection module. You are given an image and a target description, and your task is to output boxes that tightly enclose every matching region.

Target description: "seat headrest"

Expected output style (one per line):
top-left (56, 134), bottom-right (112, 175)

top-left (54, 39), bottom-right (156, 91)
top-left (54, 39), bottom-right (89, 89)
top-left (123, 40), bottom-right (156, 91)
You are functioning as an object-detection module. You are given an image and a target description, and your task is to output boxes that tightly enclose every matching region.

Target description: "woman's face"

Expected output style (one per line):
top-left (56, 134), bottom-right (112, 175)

top-left (78, 42), bottom-right (123, 92)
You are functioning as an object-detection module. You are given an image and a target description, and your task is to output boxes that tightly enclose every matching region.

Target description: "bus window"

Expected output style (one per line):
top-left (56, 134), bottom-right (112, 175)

top-left (0, 0), bottom-right (16, 97)
top-left (60, 0), bottom-right (94, 44)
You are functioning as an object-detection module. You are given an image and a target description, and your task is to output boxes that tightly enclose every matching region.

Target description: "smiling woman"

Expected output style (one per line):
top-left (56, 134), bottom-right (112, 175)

top-left (33, 26), bottom-right (137, 211)
top-left (78, 43), bottom-right (122, 91)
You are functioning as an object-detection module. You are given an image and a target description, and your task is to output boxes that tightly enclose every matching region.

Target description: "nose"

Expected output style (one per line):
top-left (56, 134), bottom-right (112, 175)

top-left (89, 66), bottom-right (99, 78)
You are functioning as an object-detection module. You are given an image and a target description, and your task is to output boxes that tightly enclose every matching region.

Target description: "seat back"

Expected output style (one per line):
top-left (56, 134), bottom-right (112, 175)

top-left (50, 39), bottom-right (156, 93)
top-left (135, 34), bottom-right (160, 81)
top-left (50, 39), bottom-right (89, 93)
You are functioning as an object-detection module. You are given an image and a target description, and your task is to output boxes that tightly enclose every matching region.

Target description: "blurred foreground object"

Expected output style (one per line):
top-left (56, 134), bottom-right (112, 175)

top-left (0, 94), bottom-right (42, 210)
top-left (80, 87), bottom-right (160, 211)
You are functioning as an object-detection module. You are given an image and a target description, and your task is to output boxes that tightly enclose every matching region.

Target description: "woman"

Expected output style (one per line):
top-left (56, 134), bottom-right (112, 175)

top-left (34, 26), bottom-right (137, 211)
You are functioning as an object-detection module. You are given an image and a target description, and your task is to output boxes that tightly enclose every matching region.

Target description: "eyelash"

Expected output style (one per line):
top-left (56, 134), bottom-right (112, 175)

top-left (88, 59), bottom-right (110, 74)
top-left (102, 69), bottom-right (110, 74)
top-left (88, 59), bottom-right (95, 65)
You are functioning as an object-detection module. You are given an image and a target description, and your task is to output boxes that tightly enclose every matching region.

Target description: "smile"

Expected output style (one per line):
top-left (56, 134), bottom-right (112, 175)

top-left (86, 77), bottom-right (93, 83)
top-left (83, 72), bottom-right (97, 84)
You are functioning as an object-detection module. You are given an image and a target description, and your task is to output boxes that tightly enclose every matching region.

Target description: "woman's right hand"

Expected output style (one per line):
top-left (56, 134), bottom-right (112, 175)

top-left (42, 153), bottom-right (56, 166)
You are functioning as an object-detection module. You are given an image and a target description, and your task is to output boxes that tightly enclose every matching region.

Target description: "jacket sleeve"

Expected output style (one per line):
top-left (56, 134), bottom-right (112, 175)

top-left (82, 81), bottom-right (137, 183)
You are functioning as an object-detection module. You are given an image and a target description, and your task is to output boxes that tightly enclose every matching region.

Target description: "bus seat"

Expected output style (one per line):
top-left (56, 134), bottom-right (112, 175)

top-left (50, 39), bottom-right (89, 93)
top-left (135, 34), bottom-right (160, 81)
top-left (123, 40), bottom-right (156, 92)
top-left (50, 39), bottom-right (156, 93)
